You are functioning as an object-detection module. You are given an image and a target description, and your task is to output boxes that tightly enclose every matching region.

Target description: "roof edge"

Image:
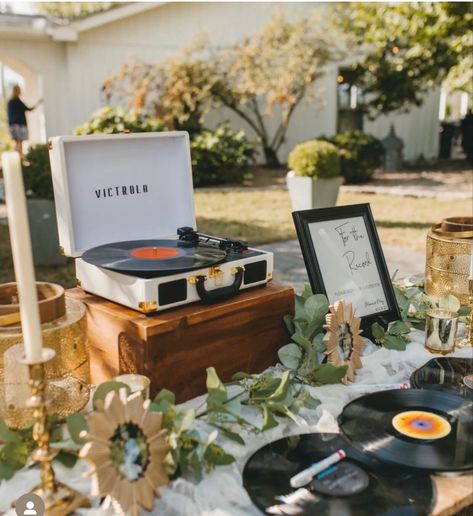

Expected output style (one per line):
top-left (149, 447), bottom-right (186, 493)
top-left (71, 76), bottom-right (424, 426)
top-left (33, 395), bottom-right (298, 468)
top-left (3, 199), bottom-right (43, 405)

top-left (64, 2), bottom-right (164, 35)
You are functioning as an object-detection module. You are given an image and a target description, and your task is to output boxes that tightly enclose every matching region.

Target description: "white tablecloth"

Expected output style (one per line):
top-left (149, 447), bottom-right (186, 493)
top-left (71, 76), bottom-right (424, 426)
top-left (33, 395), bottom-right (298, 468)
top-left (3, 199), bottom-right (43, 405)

top-left (1, 330), bottom-right (472, 515)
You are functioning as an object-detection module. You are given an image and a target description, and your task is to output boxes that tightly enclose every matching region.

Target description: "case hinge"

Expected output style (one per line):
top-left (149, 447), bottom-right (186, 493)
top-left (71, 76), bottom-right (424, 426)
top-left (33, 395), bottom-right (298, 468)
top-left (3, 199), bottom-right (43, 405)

top-left (59, 245), bottom-right (65, 256)
top-left (138, 301), bottom-right (158, 313)
top-left (48, 139), bottom-right (53, 150)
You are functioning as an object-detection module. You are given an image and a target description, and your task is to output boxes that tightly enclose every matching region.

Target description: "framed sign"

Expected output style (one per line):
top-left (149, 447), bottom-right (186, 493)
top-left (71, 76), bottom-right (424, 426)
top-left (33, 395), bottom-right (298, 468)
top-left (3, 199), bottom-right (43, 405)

top-left (293, 203), bottom-right (400, 336)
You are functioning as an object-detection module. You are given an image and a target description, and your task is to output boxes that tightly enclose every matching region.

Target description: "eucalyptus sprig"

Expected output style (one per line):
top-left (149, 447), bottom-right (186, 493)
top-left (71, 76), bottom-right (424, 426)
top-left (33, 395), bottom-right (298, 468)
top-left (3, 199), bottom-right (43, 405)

top-left (394, 277), bottom-right (465, 329)
top-left (371, 320), bottom-right (411, 350)
top-left (277, 285), bottom-right (348, 386)
top-left (0, 414), bottom-right (79, 481)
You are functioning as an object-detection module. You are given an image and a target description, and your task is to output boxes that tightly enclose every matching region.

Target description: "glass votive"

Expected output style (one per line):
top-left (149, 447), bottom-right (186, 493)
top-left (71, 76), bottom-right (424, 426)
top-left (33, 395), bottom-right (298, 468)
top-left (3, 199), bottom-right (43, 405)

top-left (425, 309), bottom-right (458, 355)
top-left (114, 373), bottom-right (150, 400)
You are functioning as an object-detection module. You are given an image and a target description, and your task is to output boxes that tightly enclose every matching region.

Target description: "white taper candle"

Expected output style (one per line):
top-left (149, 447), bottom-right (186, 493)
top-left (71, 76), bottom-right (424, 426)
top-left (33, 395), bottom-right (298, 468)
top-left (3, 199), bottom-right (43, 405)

top-left (2, 151), bottom-right (43, 361)
top-left (469, 242), bottom-right (473, 280)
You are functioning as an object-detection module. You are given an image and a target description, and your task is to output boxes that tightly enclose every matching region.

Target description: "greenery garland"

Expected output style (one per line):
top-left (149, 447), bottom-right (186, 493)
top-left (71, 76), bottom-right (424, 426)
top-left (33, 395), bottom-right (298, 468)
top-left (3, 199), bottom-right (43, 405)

top-left (0, 278), bottom-right (467, 484)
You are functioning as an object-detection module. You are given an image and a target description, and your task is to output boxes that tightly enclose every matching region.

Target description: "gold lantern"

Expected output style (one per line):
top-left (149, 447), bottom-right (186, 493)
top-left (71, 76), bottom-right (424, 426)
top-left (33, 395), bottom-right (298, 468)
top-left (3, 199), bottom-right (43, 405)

top-left (0, 282), bottom-right (90, 428)
top-left (425, 223), bottom-right (472, 305)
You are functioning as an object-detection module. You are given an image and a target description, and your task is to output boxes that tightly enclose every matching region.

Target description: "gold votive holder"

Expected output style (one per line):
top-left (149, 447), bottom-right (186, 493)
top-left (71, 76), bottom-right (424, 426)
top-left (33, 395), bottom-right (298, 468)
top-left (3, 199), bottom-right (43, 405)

top-left (0, 285), bottom-right (90, 428)
top-left (114, 373), bottom-right (150, 400)
top-left (425, 309), bottom-right (458, 355)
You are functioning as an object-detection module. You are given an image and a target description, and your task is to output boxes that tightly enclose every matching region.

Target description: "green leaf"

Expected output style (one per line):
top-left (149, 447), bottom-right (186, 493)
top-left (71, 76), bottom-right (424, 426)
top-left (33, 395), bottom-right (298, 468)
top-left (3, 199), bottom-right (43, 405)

top-left (1, 442), bottom-right (29, 470)
top-left (261, 404), bottom-right (279, 431)
top-left (66, 414), bottom-right (88, 445)
top-left (283, 314), bottom-right (295, 335)
top-left (208, 423), bottom-right (245, 445)
top-left (153, 388), bottom-right (176, 408)
top-left (388, 320), bottom-right (410, 335)
top-left (232, 371), bottom-right (253, 381)
top-left (204, 443), bottom-right (235, 466)
top-left (278, 343), bottom-right (302, 369)
top-left (206, 367), bottom-right (228, 408)
top-left (0, 461), bottom-right (15, 480)
top-left (438, 295), bottom-right (460, 313)
top-left (174, 409), bottom-right (195, 433)
top-left (0, 417), bottom-right (20, 443)
top-left (301, 283), bottom-right (313, 300)
top-left (266, 371), bottom-right (292, 402)
top-left (302, 392), bottom-right (321, 410)
top-left (295, 295), bottom-right (307, 320)
top-left (304, 294), bottom-right (329, 321)
top-left (55, 450), bottom-right (78, 468)
top-left (313, 332), bottom-right (326, 352)
top-left (383, 334), bottom-right (408, 351)
top-left (307, 364), bottom-right (348, 385)
top-left (265, 402), bottom-right (299, 424)
top-left (92, 381), bottom-right (131, 409)
top-left (371, 322), bottom-right (386, 341)
top-left (292, 332), bottom-right (314, 354)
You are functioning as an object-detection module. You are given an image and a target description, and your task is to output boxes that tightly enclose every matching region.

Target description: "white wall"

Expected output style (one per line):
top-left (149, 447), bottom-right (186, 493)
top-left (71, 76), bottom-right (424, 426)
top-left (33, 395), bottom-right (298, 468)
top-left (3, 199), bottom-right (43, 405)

top-left (0, 37), bottom-right (67, 142)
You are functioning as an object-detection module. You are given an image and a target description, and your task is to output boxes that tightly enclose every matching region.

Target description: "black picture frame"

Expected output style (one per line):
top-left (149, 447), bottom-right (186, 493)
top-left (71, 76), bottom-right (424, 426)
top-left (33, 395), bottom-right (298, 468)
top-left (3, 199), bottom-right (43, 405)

top-left (293, 203), bottom-right (400, 339)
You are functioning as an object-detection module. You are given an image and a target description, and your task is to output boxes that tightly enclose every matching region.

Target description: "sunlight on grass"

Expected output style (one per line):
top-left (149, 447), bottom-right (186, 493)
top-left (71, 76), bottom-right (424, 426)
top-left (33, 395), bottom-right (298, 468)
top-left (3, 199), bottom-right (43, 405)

top-left (0, 189), bottom-right (467, 287)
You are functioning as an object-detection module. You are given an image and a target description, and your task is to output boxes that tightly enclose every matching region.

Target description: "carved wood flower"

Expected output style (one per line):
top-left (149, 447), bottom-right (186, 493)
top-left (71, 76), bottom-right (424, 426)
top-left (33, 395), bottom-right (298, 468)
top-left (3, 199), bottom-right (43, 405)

top-left (80, 389), bottom-right (170, 515)
top-left (323, 300), bottom-right (364, 383)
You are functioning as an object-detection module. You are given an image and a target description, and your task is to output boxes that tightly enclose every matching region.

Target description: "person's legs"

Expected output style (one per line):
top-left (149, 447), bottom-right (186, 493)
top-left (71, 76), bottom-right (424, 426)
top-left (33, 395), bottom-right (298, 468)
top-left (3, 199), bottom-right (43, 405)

top-left (14, 139), bottom-right (23, 155)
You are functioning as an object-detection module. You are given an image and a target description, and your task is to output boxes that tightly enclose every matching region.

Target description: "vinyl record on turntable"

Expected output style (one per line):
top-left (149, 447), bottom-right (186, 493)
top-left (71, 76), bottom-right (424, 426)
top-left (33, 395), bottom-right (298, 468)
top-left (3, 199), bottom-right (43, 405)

top-left (410, 357), bottom-right (473, 399)
top-left (82, 239), bottom-right (228, 278)
top-left (243, 433), bottom-right (434, 516)
top-left (339, 389), bottom-right (473, 472)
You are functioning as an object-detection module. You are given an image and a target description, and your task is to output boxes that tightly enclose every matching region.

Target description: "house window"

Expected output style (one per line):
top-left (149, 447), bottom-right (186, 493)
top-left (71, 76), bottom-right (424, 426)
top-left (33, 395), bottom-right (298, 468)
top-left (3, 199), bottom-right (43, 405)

top-left (337, 69), bottom-right (364, 133)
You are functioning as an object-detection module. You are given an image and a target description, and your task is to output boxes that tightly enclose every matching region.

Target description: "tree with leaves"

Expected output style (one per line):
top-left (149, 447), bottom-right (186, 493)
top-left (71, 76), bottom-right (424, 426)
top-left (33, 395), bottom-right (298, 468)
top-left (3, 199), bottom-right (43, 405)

top-left (103, 12), bottom-right (339, 166)
top-left (337, 2), bottom-right (473, 115)
top-left (37, 2), bottom-right (121, 22)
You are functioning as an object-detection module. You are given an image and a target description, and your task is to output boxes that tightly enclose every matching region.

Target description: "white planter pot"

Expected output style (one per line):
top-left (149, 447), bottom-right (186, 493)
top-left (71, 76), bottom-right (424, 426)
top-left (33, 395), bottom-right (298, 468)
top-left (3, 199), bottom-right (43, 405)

top-left (286, 171), bottom-right (344, 211)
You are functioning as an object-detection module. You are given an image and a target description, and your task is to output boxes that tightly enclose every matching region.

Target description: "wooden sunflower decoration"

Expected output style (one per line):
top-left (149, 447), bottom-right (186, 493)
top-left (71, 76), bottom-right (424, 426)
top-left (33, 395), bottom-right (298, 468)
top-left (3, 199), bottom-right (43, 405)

top-left (79, 389), bottom-right (170, 516)
top-left (323, 300), bottom-right (364, 383)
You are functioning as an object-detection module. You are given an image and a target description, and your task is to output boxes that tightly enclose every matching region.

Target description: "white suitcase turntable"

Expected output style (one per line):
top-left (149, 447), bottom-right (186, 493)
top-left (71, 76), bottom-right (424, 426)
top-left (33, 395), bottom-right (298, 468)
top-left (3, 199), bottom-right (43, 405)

top-left (49, 132), bottom-right (273, 313)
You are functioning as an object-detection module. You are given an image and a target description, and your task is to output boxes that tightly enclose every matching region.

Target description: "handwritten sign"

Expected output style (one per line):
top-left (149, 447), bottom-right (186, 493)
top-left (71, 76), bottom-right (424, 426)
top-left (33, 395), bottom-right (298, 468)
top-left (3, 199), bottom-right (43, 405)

top-left (308, 216), bottom-right (388, 317)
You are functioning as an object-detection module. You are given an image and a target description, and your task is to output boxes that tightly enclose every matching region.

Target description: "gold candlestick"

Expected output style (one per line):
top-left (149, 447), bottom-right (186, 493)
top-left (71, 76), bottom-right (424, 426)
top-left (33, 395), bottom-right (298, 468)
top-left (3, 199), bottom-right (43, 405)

top-left (457, 279), bottom-right (473, 348)
top-left (19, 348), bottom-right (90, 514)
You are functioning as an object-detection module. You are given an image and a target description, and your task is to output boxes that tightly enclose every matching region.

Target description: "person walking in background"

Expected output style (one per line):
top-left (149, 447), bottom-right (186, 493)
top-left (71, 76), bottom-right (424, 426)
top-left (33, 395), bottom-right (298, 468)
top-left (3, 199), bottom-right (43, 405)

top-left (7, 85), bottom-right (42, 156)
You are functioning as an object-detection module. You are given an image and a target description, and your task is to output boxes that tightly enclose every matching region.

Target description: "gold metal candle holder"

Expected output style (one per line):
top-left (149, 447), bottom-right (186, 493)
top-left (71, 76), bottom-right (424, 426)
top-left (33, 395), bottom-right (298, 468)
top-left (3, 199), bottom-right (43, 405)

top-left (19, 348), bottom-right (90, 514)
top-left (457, 279), bottom-right (473, 348)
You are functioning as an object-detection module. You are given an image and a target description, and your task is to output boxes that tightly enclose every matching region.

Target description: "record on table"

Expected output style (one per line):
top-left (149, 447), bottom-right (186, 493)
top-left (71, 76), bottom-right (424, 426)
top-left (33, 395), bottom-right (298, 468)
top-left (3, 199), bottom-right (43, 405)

top-left (82, 239), bottom-right (227, 278)
top-left (410, 357), bottom-right (473, 399)
top-left (243, 433), bottom-right (434, 516)
top-left (339, 389), bottom-right (473, 472)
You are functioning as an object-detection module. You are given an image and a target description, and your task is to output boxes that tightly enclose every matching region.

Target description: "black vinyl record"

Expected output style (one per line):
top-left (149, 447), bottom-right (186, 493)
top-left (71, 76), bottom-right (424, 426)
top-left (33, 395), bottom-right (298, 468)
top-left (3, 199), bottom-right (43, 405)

top-left (243, 433), bottom-right (434, 516)
top-left (339, 389), bottom-right (473, 472)
top-left (82, 239), bottom-right (227, 278)
top-left (410, 357), bottom-right (473, 399)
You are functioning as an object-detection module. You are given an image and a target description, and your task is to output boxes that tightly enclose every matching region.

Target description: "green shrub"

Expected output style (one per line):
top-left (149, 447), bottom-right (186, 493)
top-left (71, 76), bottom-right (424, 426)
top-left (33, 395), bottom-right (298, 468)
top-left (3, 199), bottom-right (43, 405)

top-left (190, 123), bottom-right (255, 187)
top-left (74, 109), bottom-right (254, 187)
top-left (323, 131), bottom-right (384, 184)
top-left (22, 144), bottom-right (54, 199)
top-left (288, 140), bottom-right (340, 179)
top-left (74, 106), bottom-right (163, 135)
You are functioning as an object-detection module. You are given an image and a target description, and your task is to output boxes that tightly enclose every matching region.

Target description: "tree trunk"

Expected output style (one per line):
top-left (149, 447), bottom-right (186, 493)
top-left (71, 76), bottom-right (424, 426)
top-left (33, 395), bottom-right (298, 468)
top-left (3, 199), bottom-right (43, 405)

top-left (263, 146), bottom-right (280, 167)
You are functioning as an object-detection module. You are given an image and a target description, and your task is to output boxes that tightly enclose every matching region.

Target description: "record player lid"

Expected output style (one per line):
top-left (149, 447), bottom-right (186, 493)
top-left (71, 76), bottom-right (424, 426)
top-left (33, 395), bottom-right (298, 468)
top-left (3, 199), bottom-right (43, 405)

top-left (49, 132), bottom-right (196, 257)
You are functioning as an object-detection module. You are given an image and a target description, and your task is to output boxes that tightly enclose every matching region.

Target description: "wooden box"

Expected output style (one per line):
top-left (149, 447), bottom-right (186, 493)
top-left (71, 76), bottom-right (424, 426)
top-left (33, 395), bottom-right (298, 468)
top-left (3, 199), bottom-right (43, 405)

top-left (67, 283), bottom-right (294, 402)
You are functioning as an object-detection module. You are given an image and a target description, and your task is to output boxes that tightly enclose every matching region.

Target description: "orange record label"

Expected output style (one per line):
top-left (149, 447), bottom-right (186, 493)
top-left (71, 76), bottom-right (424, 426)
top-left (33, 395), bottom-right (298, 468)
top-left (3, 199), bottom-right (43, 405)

top-left (392, 410), bottom-right (451, 440)
top-left (130, 247), bottom-right (180, 260)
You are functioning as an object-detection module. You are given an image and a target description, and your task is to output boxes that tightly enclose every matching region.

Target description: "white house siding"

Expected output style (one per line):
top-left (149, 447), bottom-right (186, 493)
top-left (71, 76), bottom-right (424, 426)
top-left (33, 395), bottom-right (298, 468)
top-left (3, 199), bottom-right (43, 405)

top-left (0, 2), bottom-right (440, 161)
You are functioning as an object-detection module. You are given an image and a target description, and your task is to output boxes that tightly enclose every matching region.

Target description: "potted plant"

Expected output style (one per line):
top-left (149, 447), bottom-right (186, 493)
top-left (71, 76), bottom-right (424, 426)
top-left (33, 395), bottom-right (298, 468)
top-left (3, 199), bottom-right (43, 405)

top-left (22, 144), bottom-right (66, 266)
top-left (286, 140), bottom-right (343, 210)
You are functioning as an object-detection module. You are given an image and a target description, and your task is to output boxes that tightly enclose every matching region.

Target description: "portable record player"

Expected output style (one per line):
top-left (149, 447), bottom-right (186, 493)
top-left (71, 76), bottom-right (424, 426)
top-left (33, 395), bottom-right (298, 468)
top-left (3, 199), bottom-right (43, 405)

top-left (49, 132), bottom-right (273, 313)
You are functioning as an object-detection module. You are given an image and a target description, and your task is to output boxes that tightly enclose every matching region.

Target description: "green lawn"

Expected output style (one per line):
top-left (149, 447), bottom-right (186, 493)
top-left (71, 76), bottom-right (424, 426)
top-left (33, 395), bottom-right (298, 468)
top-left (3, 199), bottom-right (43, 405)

top-left (0, 189), bottom-right (467, 288)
